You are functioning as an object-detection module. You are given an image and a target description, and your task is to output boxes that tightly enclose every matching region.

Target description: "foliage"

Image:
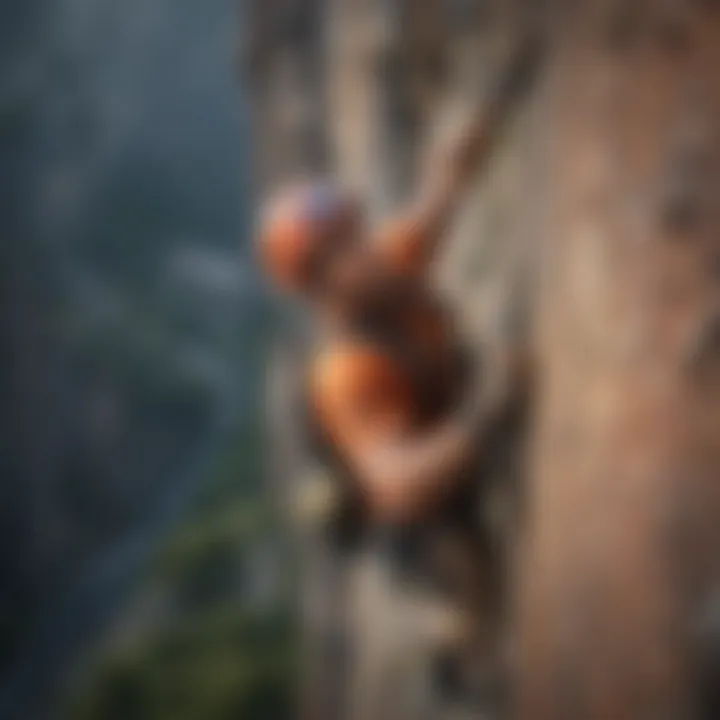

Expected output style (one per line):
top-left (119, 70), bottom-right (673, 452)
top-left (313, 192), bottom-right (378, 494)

top-left (66, 607), bottom-right (295, 720)
top-left (63, 426), bottom-right (295, 720)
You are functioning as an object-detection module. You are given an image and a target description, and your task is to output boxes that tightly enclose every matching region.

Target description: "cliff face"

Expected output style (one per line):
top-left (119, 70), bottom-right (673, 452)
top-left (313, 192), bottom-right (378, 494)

top-left (246, 2), bottom-right (720, 719)
top-left (517, 5), bottom-right (720, 719)
top-left (246, 3), bottom-right (540, 718)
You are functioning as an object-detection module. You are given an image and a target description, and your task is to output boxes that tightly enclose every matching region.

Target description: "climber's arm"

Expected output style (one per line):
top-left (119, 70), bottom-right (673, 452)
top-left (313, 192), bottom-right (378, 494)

top-left (379, 35), bottom-right (541, 278)
top-left (378, 114), bottom-right (495, 277)
top-left (344, 416), bottom-right (483, 525)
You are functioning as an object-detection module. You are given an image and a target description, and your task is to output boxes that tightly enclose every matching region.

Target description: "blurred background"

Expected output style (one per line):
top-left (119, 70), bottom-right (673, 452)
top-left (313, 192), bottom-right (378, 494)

top-left (1, 1), bottom-right (292, 719)
top-left (4, 1), bottom-right (720, 719)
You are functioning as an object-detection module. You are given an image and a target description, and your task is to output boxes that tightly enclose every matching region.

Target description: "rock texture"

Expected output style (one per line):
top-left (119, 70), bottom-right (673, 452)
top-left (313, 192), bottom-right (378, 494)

top-left (245, 1), bottom-right (720, 718)
top-left (517, 3), bottom-right (720, 719)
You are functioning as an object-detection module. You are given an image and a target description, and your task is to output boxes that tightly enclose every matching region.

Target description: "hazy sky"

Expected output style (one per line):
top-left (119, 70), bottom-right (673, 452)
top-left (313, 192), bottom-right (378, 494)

top-left (34, 0), bottom-right (248, 254)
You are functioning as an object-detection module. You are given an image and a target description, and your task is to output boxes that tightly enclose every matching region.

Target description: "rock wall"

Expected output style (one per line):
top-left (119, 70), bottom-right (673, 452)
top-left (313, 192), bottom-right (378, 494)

top-left (516, 3), bottom-right (720, 718)
top-left (245, 1), bottom-right (720, 718)
top-left (245, 2), bottom-right (541, 718)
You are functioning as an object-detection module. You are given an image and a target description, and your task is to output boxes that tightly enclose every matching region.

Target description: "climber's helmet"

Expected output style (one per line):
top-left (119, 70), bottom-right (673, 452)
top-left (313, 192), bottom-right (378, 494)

top-left (258, 180), bottom-right (368, 300)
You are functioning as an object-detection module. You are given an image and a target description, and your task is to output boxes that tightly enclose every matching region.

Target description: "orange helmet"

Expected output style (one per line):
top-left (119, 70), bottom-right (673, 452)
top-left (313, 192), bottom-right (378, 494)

top-left (258, 181), bottom-right (360, 292)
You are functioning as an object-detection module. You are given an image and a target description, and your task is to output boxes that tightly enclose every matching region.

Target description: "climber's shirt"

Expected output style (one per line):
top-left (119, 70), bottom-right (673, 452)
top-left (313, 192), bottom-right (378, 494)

top-left (303, 213), bottom-right (505, 709)
top-left (309, 210), bottom-right (468, 518)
